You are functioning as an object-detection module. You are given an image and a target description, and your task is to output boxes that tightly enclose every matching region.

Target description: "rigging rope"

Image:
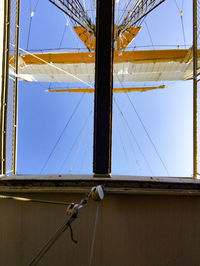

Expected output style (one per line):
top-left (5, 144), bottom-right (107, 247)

top-left (23, 44), bottom-right (191, 52)
top-left (0, 195), bottom-right (71, 205)
top-left (29, 193), bottom-right (89, 265)
top-left (58, 110), bottom-right (93, 172)
top-left (48, 16), bottom-right (69, 92)
top-left (144, 21), bottom-right (155, 49)
top-left (125, 93), bottom-right (170, 176)
top-left (26, 0), bottom-right (40, 50)
top-left (88, 202), bottom-right (100, 266)
top-left (29, 221), bottom-right (69, 265)
top-left (120, 0), bottom-right (165, 34)
top-left (59, 24), bottom-right (67, 48)
top-left (173, 0), bottom-right (186, 48)
top-left (49, 0), bottom-right (93, 32)
top-left (28, 188), bottom-right (103, 266)
top-left (39, 94), bottom-right (85, 174)
top-left (26, 14), bottom-right (33, 50)
top-left (78, 131), bottom-right (92, 173)
top-left (116, 103), bottom-right (142, 173)
top-left (113, 65), bottom-right (168, 175)
top-left (68, 111), bottom-right (93, 173)
top-left (114, 97), bottom-right (154, 175)
top-left (114, 113), bottom-right (130, 170)
top-left (62, 13), bottom-right (81, 48)
top-left (180, 12), bottom-right (186, 48)
top-left (17, 46), bottom-right (93, 88)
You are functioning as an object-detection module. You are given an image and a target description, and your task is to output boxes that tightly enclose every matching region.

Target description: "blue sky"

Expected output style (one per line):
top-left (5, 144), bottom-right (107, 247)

top-left (17, 0), bottom-right (193, 177)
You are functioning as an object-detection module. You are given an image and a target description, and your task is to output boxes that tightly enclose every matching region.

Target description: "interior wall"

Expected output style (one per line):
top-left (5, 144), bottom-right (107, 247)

top-left (0, 192), bottom-right (200, 266)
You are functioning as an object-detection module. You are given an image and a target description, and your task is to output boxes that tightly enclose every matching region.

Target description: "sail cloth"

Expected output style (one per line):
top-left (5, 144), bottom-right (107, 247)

top-left (10, 49), bottom-right (200, 83)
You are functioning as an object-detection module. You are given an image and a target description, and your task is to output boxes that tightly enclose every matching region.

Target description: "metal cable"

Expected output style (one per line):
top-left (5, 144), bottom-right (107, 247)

top-left (59, 24), bottom-right (67, 48)
top-left (29, 215), bottom-right (77, 265)
top-left (17, 46), bottom-right (93, 88)
top-left (114, 113), bottom-right (130, 169)
top-left (0, 195), bottom-right (71, 205)
top-left (26, 0), bottom-right (40, 50)
top-left (114, 97), bottom-right (154, 175)
top-left (59, 110), bottom-right (93, 172)
top-left (88, 202), bottom-right (100, 266)
top-left (68, 111), bottom-right (93, 173)
top-left (173, 0), bottom-right (186, 48)
top-left (78, 131), bottom-right (92, 173)
top-left (29, 193), bottom-right (91, 265)
top-left (33, 0), bottom-right (40, 10)
top-left (48, 19), bottom-right (68, 90)
top-left (113, 57), bottom-right (169, 176)
top-left (125, 93), bottom-right (170, 176)
top-left (24, 44), bottom-right (191, 52)
top-left (26, 17), bottom-right (33, 50)
top-left (144, 21), bottom-right (154, 48)
top-left (49, 0), bottom-right (93, 31)
top-left (116, 102), bottom-right (142, 173)
top-left (180, 13), bottom-right (186, 48)
top-left (39, 93), bottom-right (85, 174)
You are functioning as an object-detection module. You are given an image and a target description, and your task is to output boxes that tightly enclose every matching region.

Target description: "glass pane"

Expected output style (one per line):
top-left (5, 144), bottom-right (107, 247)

top-left (17, 0), bottom-right (96, 174)
top-left (112, 0), bottom-right (193, 177)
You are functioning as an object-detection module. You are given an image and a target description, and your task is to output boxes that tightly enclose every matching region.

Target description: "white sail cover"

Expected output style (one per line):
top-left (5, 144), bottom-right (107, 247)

top-left (10, 49), bottom-right (199, 83)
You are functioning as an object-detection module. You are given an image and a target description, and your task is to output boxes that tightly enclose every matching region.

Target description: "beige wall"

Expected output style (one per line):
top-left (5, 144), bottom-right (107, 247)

top-left (0, 193), bottom-right (200, 266)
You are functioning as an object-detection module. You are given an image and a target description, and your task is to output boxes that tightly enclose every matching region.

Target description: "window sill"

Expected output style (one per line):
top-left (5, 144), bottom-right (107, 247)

top-left (0, 174), bottom-right (200, 195)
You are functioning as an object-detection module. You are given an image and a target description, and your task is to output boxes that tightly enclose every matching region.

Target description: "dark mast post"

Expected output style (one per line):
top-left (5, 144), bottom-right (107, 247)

top-left (93, 0), bottom-right (115, 176)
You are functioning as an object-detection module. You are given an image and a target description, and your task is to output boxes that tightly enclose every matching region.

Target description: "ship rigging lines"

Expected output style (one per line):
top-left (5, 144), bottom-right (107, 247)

top-left (48, 0), bottom-right (166, 46)
top-left (49, 0), bottom-right (94, 31)
top-left (12, 0), bottom-right (193, 176)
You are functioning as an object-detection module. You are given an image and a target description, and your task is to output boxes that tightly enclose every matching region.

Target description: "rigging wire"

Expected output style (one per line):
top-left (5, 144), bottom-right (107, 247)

top-left (0, 195), bottom-right (71, 206)
top-left (26, 0), bottom-right (40, 50)
top-left (24, 44), bottom-right (191, 52)
top-left (48, 16), bottom-right (69, 91)
top-left (68, 118), bottom-right (91, 173)
top-left (62, 13), bottom-right (81, 49)
top-left (59, 23), bottom-right (67, 48)
top-left (120, 0), bottom-right (165, 34)
top-left (59, 110), bottom-right (93, 172)
top-left (29, 0), bottom-right (32, 13)
top-left (29, 192), bottom-right (91, 266)
top-left (26, 14), bottom-right (33, 50)
top-left (33, 0), bottom-right (40, 10)
top-left (114, 112), bottom-right (130, 170)
top-left (117, 0), bottom-right (132, 26)
top-left (78, 131), bottom-right (92, 173)
top-left (173, 0), bottom-right (180, 11)
top-left (181, 0), bottom-right (184, 10)
top-left (115, 100), bottom-right (142, 173)
top-left (180, 12), bottom-right (186, 48)
top-left (144, 21), bottom-right (155, 49)
top-left (39, 94), bottom-right (85, 174)
top-left (17, 46), bottom-right (93, 88)
top-left (29, 219), bottom-right (71, 265)
top-left (113, 64), bottom-right (169, 175)
top-left (29, 219), bottom-right (74, 265)
top-left (88, 202), bottom-right (100, 266)
top-left (173, 0), bottom-right (186, 48)
top-left (125, 94), bottom-right (170, 176)
top-left (49, 0), bottom-right (93, 32)
top-left (114, 97), bottom-right (154, 175)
